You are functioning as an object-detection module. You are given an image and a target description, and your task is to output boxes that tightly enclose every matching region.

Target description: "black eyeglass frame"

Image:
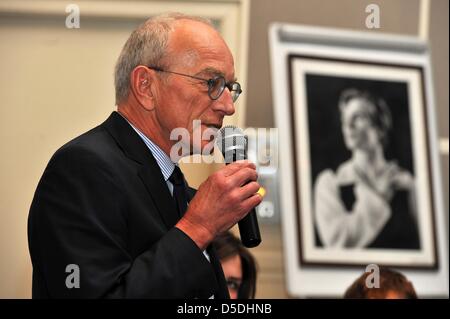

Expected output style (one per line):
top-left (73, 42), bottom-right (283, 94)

top-left (147, 66), bottom-right (242, 102)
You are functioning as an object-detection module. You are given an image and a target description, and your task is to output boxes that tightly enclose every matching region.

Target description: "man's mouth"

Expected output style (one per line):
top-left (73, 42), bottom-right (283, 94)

top-left (202, 124), bottom-right (221, 141)
top-left (203, 123), bottom-right (223, 135)
top-left (205, 123), bottom-right (222, 130)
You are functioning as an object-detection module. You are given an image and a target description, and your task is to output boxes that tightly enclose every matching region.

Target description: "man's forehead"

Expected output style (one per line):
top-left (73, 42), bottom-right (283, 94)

top-left (197, 67), bottom-right (237, 82)
top-left (170, 20), bottom-right (221, 51)
top-left (168, 20), bottom-right (234, 74)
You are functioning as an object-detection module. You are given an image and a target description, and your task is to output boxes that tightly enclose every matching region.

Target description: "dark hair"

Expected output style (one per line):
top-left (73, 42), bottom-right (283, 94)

top-left (338, 88), bottom-right (392, 146)
top-left (344, 267), bottom-right (418, 299)
top-left (212, 231), bottom-right (257, 299)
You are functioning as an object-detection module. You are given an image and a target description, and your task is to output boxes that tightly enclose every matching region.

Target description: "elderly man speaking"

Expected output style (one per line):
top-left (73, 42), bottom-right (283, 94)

top-left (28, 13), bottom-right (261, 299)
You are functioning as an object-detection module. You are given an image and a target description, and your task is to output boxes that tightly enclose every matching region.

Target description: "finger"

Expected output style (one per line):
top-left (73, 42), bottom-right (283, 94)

top-left (392, 171), bottom-right (412, 188)
top-left (386, 166), bottom-right (400, 179)
top-left (222, 160), bottom-right (256, 176)
top-left (379, 164), bottom-right (398, 181)
top-left (240, 193), bottom-right (263, 214)
top-left (387, 162), bottom-right (400, 173)
top-left (238, 181), bottom-right (261, 200)
top-left (229, 167), bottom-right (258, 187)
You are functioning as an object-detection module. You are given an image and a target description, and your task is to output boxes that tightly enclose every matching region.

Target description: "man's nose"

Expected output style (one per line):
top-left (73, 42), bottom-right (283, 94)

top-left (212, 89), bottom-right (235, 116)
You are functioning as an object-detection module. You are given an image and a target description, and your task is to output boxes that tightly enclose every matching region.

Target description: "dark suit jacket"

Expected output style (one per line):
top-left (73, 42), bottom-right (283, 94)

top-left (28, 112), bottom-right (229, 299)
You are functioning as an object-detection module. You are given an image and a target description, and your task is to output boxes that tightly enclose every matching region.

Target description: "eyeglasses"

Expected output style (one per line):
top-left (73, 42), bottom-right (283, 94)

top-left (148, 66), bottom-right (242, 102)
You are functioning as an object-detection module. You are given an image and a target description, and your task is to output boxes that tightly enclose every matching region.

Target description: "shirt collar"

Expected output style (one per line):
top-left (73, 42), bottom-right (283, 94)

top-left (119, 114), bottom-right (176, 181)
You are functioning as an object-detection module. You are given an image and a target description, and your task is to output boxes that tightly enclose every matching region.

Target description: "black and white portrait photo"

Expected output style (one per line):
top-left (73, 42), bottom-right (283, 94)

top-left (288, 55), bottom-right (437, 268)
top-left (310, 80), bottom-right (419, 250)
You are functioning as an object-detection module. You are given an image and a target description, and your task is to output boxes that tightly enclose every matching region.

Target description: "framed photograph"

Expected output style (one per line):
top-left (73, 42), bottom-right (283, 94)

top-left (289, 55), bottom-right (437, 268)
top-left (270, 23), bottom-right (448, 297)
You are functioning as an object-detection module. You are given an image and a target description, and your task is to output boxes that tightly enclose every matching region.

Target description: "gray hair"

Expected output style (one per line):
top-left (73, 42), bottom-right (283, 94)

top-left (114, 13), bottom-right (213, 105)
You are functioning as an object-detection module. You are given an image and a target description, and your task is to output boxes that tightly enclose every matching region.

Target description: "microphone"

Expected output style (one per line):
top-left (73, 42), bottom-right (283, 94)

top-left (216, 125), bottom-right (262, 248)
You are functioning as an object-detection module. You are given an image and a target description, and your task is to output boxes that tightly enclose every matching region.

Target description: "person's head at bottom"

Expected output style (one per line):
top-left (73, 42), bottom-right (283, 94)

top-left (212, 231), bottom-right (257, 299)
top-left (344, 267), bottom-right (417, 299)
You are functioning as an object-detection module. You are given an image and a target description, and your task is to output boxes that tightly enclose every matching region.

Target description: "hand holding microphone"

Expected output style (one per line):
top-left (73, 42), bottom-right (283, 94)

top-left (176, 126), bottom-right (262, 249)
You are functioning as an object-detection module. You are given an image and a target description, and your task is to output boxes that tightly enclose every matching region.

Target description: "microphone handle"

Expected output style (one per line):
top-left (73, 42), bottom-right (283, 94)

top-left (232, 150), bottom-right (261, 248)
top-left (238, 207), bottom-right (261, 248)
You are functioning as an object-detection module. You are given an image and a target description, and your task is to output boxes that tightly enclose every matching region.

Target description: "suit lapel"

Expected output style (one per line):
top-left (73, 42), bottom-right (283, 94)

top-left (207, 245), bottom-right (230, 299)
top-left (186, 187), bottom-right (196, 202)
top-left (102, 112), bottom-right (179, 229)
top-left (188, 187), bottom-right (229, 299)
top-left (138, 166), bottom-right (179, 229)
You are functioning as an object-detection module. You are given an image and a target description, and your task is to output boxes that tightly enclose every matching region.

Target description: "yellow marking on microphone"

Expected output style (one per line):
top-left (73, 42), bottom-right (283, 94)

top-left (257, 187), bottom-right (266, 198)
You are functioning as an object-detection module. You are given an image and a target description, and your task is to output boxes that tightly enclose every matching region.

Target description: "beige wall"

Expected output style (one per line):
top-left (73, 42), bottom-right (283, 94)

top-left (0, 14), bottom-right (142, 298)
top-left (0, 0), bottom-right (448, 298)
top-left (429, 0), bottom-right (449, 229)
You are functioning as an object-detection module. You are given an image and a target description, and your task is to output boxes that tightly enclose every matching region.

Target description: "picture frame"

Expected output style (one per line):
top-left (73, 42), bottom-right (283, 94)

top-left (289, 54), bottom-right (437, 268)
top-left (270, 23), bottom-right (449, 297)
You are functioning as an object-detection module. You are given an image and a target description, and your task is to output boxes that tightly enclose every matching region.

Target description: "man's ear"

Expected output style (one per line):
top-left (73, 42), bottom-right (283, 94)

top-left (130, 65), bottom-right (156, 111)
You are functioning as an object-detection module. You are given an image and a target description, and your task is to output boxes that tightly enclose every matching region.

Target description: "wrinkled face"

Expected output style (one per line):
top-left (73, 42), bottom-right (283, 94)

top-left (152, 20), bottom-right (236, 156)
top-left (341, 97), bottom-right (380, 152)
top-left (221, 254), bottom-right (243, 299)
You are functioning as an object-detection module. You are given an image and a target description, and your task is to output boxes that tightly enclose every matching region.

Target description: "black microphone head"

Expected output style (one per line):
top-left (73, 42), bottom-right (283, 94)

top-left (216, 125), bottom-right (247, 163)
